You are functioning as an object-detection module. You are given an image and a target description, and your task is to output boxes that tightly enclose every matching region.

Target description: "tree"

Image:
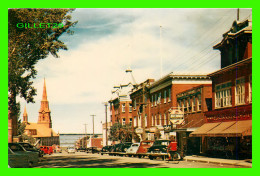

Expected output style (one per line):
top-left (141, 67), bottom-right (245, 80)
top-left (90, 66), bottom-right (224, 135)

top-left (108, 123), bottom-right (140, 143)
top-left (8, 9), bottom-right (77, 137)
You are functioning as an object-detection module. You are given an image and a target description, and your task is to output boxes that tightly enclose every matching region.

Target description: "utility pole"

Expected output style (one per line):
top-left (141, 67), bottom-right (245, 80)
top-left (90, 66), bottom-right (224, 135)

top-left (237, 8), bottom-right (240, 21)
top-left (84, 123), bottom-right (87, 149)
top-left (90, 114), bottom-right (96, 146)
top-left (103, 102), bottom-right (108, 146)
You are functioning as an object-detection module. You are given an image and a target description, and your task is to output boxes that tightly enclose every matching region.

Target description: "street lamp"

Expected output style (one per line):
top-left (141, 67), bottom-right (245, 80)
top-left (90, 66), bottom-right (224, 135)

top-left (103, 102), bottom-right (108, 146)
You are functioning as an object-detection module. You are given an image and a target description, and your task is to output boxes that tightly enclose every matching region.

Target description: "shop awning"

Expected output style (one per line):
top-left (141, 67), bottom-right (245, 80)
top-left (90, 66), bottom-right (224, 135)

top-left (189, 122), bottom-right (221, 137)
top-left (206, 121), bottom-right (237, 136)
top-left (219, 120), bottom-right (252, 137)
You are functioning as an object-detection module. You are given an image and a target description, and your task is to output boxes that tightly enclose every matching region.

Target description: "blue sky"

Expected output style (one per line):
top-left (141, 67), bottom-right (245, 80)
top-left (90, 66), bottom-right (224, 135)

top-left (18, 8), bottom-right (252, 134)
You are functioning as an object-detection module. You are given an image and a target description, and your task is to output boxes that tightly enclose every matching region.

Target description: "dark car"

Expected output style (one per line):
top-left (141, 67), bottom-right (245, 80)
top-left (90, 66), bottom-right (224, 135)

top-left (86, 147), bottom-right (100, 154)
top-left (101, 145), bottom-right (112, 152)
top-left (8, 143), bottom-right (39, 167)
top-left (18, 142), bottom-right (43, 157)
top-left (148, 139), bottom-right (170, 154)
top-left (137, 140), bottom-right (154, 154)
top-left (118, 142), bottom-right (132, 153)
top-left (110, 143), bottom-right (121, 152)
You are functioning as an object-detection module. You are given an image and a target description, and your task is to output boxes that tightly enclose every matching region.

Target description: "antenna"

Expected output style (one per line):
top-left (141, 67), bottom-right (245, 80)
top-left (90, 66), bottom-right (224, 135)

top-left (237, 8), bottom-right (240, 21)
top-left (160, 25), bottom-right (163, 78)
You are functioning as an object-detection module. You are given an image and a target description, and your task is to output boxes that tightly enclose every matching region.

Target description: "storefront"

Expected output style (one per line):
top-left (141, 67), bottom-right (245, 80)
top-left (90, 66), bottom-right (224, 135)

top-left (190, 120), bottom-right (252, 159)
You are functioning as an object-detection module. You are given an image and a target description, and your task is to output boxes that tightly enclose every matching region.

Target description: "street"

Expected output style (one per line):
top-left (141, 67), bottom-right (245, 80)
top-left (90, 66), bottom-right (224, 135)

top-left (34, 151), bottom-right (247, 168)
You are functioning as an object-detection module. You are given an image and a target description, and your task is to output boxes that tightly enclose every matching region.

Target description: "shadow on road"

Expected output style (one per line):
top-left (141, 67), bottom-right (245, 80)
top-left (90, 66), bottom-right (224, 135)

top-left (36, 155), bottom-right (163, 168)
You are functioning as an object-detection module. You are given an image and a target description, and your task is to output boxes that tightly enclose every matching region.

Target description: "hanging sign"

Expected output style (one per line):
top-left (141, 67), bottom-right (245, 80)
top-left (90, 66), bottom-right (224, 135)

top-left (169, 109), bottom-right (184, 125)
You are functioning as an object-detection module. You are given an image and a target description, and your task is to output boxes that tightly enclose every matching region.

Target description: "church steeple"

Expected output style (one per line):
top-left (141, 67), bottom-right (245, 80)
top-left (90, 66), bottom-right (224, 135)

top-left (42, 78), bottom-right (48, 101)
top-left (38, 78), bottom-right (52, 128)
top-left (23, 105), bottom-right (28, 124)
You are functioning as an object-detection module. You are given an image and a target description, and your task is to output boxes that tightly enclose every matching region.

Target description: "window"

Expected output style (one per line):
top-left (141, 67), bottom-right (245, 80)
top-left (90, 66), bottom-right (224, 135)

top-left (145, 114), bottom-right (148, 127)
top-left (129, 118), bottom-right (132, 125)
top-left (215, 82), bottom-right (232, 108)
top-left (155, 94), bottom-right (157, 106)
top-left (168, 89), bottom-right (171, 102)
top-left (122, 118), bottom-right (126, 125)
top-left (133, 100), bottom-right (136, 110)
top-left (187, 98), bottom-right (191, 112)
top-left (134, 116), bottom-right (137, 127)
top-left (178, 100), bottom-right (181, 110)
top-left (249, 75), bottom-right (252, 103)
top-left (197, 94), bottom-right (202, 111)
top-left (164, 90), bottom-right (167, 103)
top-left (129, 104), bottom-right (132, 112)
top-left (159, 114), bottom-right (162, 126)
top-left (138, 116), bottom-right (141, 127)
top-left (151, 95), bottom-right (153, 107)
top-left (192, 96), bottom-right (196, 112)
top-left (152, 115), bottom-right (154, 126)
top-left (158, 92), bottom-right (161, 104)
top-left (183, 99), bottom-right (187, 112)
top-left (164, 113), bottom-right (168, 125)
top-left (235, 78), bottom-right (245, 105)
top-left (122, 103), bottom-right (126, 112)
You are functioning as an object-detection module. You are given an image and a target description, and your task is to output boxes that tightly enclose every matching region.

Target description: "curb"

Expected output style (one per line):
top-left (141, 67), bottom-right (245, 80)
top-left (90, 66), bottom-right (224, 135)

top-left (184, 158), bottom-right (252, 168)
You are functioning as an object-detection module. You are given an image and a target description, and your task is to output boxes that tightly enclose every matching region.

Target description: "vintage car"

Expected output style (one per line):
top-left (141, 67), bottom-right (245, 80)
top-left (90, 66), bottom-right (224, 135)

top-left (18, 142), bottom-right (43, 157)
top-left (126, 143), bottom-right (140, 156)
top-left (147, 139), bottom-right (170, 154)
top-left (8, 143), bottom-right (39, 167)
top-left (110, 143), bottom-right (121, 152)
top-left (40, 146), bottom-right (53, 155)
top-left (86, 147), bottom-right (100, 154)
top-left (101, 145), bottom-right (113, 152)
top-left (118, 142), bottom-right (133, 152)
top-left (137, 140), bottom-right (154, 154)
top-left (8, 147), bottom-right (30, 168)
top-left (67, 147), bottom-right (76, 154)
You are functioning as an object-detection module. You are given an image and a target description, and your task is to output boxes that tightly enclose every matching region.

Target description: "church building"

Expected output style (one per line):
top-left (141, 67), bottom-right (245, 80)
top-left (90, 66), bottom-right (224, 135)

top-left (23, 79), bottom-right (60, 146)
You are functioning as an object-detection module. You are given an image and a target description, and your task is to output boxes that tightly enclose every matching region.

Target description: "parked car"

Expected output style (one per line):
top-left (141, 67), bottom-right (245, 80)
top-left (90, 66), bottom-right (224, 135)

top-left (40, 146), bottom-right (53, 155)
top-left (8, 143), bottom-right (39, 167)
top-left (147, 139), bottom-right (170, 154)
top-left (18, 142), bottom-right (43, 157)
top-left (126, 143), bottom-right (140, 155)
top-left (8, 147), bottom-right (30, 168)
top-left (55, 146), bottom-right (62, 153)
top-left (67, 147), bottom-right (76, 154)
top-left (118, 142), bottom-right (132, 152)
top-left (110, 144), bottom-right (121, 152)
top-left (77, 147), bottom-right (86, 152)
top-left (86, 147), bottom-right (100, 154)
top-left (137, 140), bottom-right (154, 154)
top-left (101, 145), bottom-right (112, 152)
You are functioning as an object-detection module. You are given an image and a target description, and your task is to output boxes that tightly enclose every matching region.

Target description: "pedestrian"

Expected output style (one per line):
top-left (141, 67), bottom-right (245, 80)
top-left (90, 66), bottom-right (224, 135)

top-left (167, 135), bottom-right (178, 161)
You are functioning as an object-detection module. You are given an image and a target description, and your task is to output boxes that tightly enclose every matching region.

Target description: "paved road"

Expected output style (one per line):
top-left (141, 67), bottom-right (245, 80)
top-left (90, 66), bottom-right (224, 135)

top-left (34, 152), bottom-right (246, 168)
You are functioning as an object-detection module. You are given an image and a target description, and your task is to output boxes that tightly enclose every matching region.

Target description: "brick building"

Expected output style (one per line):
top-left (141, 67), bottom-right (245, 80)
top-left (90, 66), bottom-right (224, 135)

top-left (190, 19), bottom-right (252, 159)
top-left (130, 73), bottom-right (212, 142)
top-left (176, 84), bottom-right (212, 155)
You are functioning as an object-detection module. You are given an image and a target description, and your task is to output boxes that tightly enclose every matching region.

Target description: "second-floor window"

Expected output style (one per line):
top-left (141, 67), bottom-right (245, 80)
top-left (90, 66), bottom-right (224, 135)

top-left (197, 94), bottom-right (201, 111)
top-left (122, 118), bottom-right (126, 125)
top-left (249, 75), bottom-right (252, 103)
top-left (215, 82), bottom-right (232, 108)
top-left (164, 90), bottom-right (167, 103)
top-left (235, 77), bottom-right (245, 105)
top-left (192, 96), bottom-right (196, 112)
top-left (122, 103), bottom-right (126, 112)
top-left (129, 104), bottom-right (132, 112)
top-left (168, 88), bottom-right (171, 102)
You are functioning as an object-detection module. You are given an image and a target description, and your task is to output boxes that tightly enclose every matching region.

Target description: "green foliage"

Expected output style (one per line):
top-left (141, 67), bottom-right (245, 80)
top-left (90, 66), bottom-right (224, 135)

top-left (17, 119), bottom-right (26, 136)
top-left (108, 123), bottom-right (139, 143)
top-left (8, 8), bottom-right (77, 117)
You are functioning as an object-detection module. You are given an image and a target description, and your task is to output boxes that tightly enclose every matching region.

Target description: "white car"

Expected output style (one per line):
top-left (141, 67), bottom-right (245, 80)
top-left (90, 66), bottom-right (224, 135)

top-left (67, 147), bottom-right (76, 154)
top-left (126, 143), bottom-right (140, 155)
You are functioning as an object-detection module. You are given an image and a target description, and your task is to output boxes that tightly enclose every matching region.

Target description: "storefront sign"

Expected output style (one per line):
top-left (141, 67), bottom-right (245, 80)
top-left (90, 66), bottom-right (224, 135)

top-left (135, 128), bottom-right (143, 134)
top-left (169, 109), bottom-right (184, 125)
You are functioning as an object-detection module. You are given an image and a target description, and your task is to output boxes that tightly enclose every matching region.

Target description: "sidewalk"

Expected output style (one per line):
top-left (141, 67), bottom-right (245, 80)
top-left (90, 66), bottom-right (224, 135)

top-left (183, 155), bottom-right (252, 168)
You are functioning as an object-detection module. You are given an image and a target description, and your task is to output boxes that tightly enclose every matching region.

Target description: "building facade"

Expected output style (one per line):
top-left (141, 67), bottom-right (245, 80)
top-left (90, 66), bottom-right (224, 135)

top-left (176, 84), bottom-right (212, 155)
top-left (190, 19), bottom-right (252, 159)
